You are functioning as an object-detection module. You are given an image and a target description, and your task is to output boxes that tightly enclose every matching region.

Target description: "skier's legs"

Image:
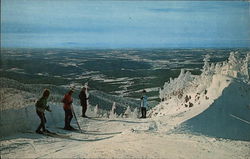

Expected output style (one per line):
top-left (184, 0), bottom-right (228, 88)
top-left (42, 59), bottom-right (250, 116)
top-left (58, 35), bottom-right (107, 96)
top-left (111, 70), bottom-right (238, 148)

top-left (68, 109), bottom-right (73, 126)
top-left (143, 108), bottom-right (147, 118)
top-left (44, 115), bottom-right (47, 123)
top-left (142, 107), bottom-right (145, 118)
top-left (42, 115), bottom-right (47, 130)
top-left (64, 109), bottom-right (70, 128)
top-left (82, 104), bottom-right (87, 116)
top-left (140, 107), bottom-right (144, 118)
top-left (36, 111), bottom-right (46, 131)
top-left (141, 107), bottom-right (146, 118)
top-left (64, 109), bottom-right (73, 128)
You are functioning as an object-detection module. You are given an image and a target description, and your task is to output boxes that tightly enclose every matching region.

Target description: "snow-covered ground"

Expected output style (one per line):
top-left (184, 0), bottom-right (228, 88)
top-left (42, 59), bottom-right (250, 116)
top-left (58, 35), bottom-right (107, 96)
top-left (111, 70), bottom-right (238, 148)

top-left (1, 116), bottom-right (249, 159)
top-left (1, 52), bottom-right (250, 158)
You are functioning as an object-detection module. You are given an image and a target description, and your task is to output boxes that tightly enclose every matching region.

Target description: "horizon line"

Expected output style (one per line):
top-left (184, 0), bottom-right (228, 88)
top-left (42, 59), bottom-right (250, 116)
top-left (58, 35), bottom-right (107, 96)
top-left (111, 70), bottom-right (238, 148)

top-left (1, 46), bottom-right (250, 50)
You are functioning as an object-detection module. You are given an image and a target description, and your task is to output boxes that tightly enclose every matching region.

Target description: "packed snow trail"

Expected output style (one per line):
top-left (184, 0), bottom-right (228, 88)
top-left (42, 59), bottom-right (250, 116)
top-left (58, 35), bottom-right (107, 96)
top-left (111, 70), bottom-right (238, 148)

top-left (1, 115), bottom-right (249, 159)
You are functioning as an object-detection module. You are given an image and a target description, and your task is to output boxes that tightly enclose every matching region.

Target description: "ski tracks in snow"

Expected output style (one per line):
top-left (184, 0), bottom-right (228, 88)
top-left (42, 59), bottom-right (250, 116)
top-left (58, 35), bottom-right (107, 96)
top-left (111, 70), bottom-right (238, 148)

top-left (1, 116), bottom-right (250, 158)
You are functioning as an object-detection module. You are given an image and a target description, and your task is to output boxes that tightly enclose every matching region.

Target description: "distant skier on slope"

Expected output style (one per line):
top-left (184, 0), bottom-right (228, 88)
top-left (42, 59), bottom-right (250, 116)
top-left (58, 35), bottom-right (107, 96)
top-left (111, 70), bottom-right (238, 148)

top-left (35, 89), bottom-right (52, 134)
top-left (62, 89), bottom-right (75, 130)
top-left (140, 90), bottom-right (148, 118)
top-left (79, 87), bottom-right (89, 118)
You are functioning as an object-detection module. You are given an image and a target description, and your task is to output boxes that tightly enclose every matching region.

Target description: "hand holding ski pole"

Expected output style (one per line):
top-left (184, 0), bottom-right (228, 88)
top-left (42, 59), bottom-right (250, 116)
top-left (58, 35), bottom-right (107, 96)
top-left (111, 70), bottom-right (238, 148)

top-left (46, 105), bottom-right (52, 112)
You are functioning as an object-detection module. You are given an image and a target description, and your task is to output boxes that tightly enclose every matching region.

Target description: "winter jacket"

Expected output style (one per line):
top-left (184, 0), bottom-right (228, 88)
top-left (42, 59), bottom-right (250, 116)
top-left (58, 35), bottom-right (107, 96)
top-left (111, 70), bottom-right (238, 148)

top-left (79, 91), bottom-right (88, 106)
top-left (63, 93), bottom-right (73, 110)
top-left (140, 95), bottom-right (148, 108)
top-left (36, 97), bottom-right (50, 113)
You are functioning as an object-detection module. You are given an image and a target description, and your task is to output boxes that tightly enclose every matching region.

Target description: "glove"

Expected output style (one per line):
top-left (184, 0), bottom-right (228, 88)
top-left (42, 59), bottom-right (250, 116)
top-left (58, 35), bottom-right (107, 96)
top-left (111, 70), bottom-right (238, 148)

top-left (46, 106), bottom-right (52, 112)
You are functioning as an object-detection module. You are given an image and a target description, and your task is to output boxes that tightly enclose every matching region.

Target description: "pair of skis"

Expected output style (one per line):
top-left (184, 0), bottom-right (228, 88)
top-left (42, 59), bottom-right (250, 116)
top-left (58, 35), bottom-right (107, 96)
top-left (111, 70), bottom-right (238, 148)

top-left (31, 105), bottom-right (83, 138)
top-left (42, 131), bottom-right (70, 138)
top-left (23, 130), bottom-right (70, 139)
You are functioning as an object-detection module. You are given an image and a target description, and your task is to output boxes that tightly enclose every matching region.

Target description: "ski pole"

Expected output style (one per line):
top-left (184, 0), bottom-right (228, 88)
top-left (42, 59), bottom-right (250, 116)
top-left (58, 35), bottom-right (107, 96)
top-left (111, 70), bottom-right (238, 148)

top-left (71, 104), bottom-right (83, 133)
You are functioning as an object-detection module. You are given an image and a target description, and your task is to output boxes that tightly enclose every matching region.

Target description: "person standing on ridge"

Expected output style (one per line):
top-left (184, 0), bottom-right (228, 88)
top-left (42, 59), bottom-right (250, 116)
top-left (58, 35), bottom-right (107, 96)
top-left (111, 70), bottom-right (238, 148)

top-left (140, 90), bottom-right (148, 118)
top-left (62, 90), bottom-right (75, 130)
top-left (79, 87), bottom-right (89, 118)
top-left (35, 89), bottom-right (52, 134)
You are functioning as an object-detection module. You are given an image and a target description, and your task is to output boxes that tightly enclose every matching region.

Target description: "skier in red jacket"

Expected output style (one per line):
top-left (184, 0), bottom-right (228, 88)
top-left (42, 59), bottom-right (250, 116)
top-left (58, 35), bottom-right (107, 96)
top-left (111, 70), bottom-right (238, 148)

top-left (62, 90), bottom-right (75, 130)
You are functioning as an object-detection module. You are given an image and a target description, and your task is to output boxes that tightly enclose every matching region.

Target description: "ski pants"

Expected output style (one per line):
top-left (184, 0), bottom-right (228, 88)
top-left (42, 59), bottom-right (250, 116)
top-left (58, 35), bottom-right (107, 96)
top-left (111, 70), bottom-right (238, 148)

top-left (141, 107), bottom-right (147, 118)
top-left (36, 111), bottom-right (46, 131)
top-left (81, 103), bottom-right (87, 116)
top-left (64, 109), bottom-right (73, 128)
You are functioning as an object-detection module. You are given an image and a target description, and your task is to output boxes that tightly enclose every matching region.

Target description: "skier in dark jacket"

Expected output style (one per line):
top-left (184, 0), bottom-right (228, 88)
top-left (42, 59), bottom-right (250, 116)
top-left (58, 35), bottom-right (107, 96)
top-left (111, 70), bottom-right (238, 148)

top-left (62, 90), bottom-right (75, 130)
top-left (140, 90), bottom-right (148, 118)
top-left (35, 89), bottom-right (52, 134)
top-left (79, 87), bottom-right (89, 117)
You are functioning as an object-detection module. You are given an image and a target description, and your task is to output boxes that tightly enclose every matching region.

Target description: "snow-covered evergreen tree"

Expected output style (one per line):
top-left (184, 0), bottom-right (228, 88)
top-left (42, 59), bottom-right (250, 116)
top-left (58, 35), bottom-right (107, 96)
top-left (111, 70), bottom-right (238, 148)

top-left (155, 52), bottom-right (250, 117)
top-left (159, 69), bottom-right (194, 101)
top-left (131, 107), bottom-right (139, 118)
top-left (202, 54), bottom-right (211, 75)
top-left (94, 104), bottom-right (99, 117)
top-left (124, 105), bottom-right (132, 118)
top-left (109, 102), bottom-right (117, 119)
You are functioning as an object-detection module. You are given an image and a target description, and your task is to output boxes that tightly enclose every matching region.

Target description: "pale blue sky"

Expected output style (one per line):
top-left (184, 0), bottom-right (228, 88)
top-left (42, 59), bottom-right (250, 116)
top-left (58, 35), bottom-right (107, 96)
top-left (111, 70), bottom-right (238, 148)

top-left (1, 0), bottom-right (250, 48)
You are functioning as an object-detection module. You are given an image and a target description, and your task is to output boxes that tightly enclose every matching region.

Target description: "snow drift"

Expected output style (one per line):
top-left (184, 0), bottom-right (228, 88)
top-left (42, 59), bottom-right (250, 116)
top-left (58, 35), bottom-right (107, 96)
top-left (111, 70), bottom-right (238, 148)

top-left (180, 77), bottom-right (250, 141)
top-left (150, 52), bottom-right (250, 141)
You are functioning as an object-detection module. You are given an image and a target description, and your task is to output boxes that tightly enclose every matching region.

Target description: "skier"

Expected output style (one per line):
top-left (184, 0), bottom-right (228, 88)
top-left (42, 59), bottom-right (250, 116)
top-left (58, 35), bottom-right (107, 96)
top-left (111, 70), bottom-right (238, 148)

top-left (35, 89), bottom-right (52, 134)
top-left (140, 90), bottom-right (148, 118)
top-left (62, 90), bottom-right (75, 130)
top-left (79, 87), bottom-right (89, 118)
